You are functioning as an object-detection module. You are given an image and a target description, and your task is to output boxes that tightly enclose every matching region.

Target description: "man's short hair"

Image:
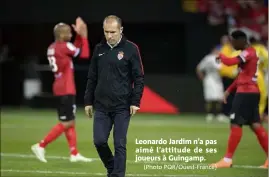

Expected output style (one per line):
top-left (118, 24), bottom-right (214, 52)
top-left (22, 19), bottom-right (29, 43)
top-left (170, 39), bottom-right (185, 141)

top-left (231, 30), bottom-right (247, 40)
top-left (103, 15), bottom-right (122, 27)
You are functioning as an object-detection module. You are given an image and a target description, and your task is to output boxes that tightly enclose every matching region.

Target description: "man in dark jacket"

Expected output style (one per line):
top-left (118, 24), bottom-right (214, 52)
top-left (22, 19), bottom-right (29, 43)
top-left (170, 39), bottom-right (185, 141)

top-left (84, 15), bottom-right (144, 177)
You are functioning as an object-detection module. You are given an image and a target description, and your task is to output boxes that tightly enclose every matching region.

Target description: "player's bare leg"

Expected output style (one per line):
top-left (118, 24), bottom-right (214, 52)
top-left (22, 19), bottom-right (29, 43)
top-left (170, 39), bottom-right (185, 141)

top-left (249, 123), bottom-right (268, 168)
top-left (63, 120), bottom-right (93, 162)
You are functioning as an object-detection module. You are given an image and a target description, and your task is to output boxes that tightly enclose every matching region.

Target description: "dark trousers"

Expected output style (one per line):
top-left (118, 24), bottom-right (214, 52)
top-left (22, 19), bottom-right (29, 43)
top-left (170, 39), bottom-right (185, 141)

top-left (93, 110), bottom-right (131, 177)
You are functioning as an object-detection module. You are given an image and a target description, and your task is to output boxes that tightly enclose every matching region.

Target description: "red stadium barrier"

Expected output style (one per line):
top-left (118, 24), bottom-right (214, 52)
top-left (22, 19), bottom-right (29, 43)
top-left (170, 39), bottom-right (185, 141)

top-left (139, 86), bottom-right (179, 114)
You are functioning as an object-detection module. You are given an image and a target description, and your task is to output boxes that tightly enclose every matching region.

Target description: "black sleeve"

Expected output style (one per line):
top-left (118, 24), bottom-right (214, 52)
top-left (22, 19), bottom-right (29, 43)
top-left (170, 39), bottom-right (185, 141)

top-left (130, 45), bottom-right (145, 107)
top-left (84, 46), bottom-right (98, 106)
top-left (237, 56), bottom-right (245, 63)
top-left (238, 50), bottom-right (250, 63)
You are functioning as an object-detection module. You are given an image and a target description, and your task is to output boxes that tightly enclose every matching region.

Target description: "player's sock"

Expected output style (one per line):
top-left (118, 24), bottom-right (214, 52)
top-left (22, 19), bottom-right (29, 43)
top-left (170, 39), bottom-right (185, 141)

top-left (65, 125), bottom-right (78, 156)
top-left (39, 123), bottom-right (66, 148)
top-left (224, 126), bottom-right (242, 158)
top-left (253, 126), bottom-right (268, 156)
top-left (223, 157), bottom-right (232, 162)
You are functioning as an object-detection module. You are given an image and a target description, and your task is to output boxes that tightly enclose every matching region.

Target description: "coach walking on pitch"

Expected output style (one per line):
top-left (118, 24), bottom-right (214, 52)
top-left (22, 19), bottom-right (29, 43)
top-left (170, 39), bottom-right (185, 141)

top-left (84, 15), bottom-right (144, 177)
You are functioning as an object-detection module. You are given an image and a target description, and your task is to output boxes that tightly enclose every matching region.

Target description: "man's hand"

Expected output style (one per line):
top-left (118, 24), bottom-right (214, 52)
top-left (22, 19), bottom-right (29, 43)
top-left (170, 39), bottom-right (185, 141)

top-left (72, 17), bottom-right (88, 37)
top-left (223, 91), bottom-right (230, 104)
top-left (85, 105), bottom-right (93, 118)
top-left (130, 105), bottom-right (140, 116)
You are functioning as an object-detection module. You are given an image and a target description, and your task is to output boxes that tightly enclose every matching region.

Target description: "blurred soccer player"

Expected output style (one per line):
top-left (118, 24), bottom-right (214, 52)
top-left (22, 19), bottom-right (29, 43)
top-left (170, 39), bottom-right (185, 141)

top-left (250, 37), bottom-right (268, 122)
top-left (196, 47), bottom-right (228, 123)
top-left (210, 30), bottom-right (268, 168)
top-left (218, 35), bottom-right (240, 79)
top-left (31, 17), bottom-right (92, 163)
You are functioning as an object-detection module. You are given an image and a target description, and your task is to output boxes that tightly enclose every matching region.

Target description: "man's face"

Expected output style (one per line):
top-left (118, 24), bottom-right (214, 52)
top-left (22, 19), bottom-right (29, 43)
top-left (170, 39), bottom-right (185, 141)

top-left (103, 20), bottom-right (121, 45)
top-left (231, 38), bottom-right (243, 50)
top-left (60, 25), bottom-right (72, 42)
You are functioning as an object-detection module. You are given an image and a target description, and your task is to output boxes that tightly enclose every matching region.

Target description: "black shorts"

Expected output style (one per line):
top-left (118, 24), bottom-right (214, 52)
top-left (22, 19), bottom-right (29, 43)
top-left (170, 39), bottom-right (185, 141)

top-left (56, 95), bottom-right (76, 122)
top-left (230, 93), bottom-right (260, 125)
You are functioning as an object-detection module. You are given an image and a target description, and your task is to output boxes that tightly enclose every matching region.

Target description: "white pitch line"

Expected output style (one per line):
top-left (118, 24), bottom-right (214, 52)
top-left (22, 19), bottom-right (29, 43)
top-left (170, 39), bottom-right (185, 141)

top-left (233, 165), bottom-right (265, 169)
top-left (0, 152), bottom-right (98, 161)
top-left (0, 153), bottom-right (187, 164)
top-left (1, 169), bottom-right (207, 177)
top-left (0, 153), bottom-right (264, 170)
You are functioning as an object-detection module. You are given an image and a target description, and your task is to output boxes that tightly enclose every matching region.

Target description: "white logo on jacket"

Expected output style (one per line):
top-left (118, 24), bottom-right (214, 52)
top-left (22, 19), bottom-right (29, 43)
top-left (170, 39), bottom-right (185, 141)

top-left (117, 51), bottom-right (124, 60)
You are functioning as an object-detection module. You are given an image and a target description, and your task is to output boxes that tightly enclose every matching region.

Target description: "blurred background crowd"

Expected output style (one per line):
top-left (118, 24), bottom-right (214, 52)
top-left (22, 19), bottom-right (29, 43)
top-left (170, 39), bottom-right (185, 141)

top-left (184, 0), bottom-right (268, 42)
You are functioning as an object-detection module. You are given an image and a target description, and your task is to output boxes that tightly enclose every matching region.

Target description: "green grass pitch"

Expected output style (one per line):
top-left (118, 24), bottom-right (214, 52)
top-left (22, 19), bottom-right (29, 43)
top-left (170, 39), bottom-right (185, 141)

top-left (1, 108), bottom-right (268, 177)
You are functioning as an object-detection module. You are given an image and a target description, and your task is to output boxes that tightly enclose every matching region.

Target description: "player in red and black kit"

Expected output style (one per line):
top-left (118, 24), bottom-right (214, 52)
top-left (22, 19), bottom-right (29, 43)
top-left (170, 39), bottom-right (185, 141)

top-left (210, 30), bottom-right (268, 168)
top-left (31, 17), bottom-right (92, 163)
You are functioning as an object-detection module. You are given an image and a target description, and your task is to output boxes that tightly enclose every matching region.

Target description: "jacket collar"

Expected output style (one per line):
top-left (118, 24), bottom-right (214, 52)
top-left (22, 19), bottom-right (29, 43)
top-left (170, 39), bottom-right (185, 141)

top-left (101, 35), bottom-right (127, 49)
